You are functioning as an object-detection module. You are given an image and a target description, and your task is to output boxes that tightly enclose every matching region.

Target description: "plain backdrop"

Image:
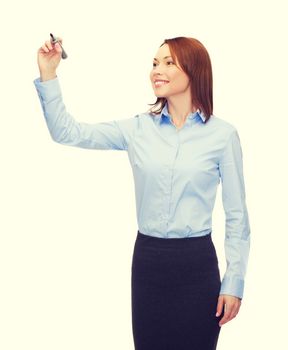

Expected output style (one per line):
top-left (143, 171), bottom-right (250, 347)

top-left (1, 0), bottom-right (288, 349)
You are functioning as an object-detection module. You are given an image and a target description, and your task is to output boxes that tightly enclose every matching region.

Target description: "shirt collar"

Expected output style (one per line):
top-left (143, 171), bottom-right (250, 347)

top-left (160, 101), bottom-right (206, 124)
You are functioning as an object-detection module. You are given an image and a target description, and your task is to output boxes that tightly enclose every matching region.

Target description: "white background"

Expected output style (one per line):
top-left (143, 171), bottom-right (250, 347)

top-left (1, 0), bottom-right (288, 348)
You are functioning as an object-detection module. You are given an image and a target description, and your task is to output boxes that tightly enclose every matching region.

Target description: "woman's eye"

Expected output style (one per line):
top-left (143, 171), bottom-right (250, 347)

top-left (152, 61), bottom-right (174, 67)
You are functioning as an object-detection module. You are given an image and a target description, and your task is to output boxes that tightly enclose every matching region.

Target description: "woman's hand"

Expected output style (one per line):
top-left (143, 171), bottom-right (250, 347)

top-left (216, 294), bottom-right (242, 326)
top-left (37, 36), bottom-right (63, 80)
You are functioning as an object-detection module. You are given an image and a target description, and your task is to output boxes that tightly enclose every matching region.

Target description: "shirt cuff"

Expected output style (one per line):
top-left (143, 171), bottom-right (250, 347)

top-left (33, 76), bottom-right (62, 103)
top-left (219, 276), bottom-right (244, 299)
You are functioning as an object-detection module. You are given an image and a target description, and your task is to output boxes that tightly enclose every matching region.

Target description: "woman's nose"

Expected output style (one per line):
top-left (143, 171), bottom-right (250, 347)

top-left (153, 63), bottom-right (165, 74)
top-left (155, 67), bottom-right (164, 75)
top-left (153, 68), bottom-right (165, 78)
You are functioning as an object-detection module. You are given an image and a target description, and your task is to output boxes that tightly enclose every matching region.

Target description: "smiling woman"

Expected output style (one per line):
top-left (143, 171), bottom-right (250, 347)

top-left (34, 34), bottom-right (250, 350)
top-left (149, 37), bottom-right (213, 126)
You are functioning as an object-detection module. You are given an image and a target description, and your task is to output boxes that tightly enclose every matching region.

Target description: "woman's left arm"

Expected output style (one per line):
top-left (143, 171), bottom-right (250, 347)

top-left (216, 128), bottom-right (251, 326)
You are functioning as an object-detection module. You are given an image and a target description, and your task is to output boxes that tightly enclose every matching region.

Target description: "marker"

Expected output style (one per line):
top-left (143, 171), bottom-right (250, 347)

top-left (50, 33), bottom-right (68, 59)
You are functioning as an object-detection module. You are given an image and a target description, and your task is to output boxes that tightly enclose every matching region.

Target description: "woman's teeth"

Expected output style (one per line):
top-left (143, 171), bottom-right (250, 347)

top-left (155, 80), bottom-right (169, 87)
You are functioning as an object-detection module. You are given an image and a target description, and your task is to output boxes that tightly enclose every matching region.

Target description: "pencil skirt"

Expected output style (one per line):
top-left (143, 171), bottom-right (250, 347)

top-left (131, 230), bottom-right (224, 350)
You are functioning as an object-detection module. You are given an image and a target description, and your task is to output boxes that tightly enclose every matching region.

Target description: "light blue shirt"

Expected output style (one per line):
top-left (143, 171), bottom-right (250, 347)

top-left (33, 76), bottom-right (251, 299)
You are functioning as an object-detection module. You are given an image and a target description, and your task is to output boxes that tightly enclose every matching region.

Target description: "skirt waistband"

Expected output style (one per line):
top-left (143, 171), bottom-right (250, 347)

top-left (136, 230), bottom-right (212, 246)
top-left (137, 230), bottom-right (211, 239)
top-left (134, 230), bottom-right (218, 268)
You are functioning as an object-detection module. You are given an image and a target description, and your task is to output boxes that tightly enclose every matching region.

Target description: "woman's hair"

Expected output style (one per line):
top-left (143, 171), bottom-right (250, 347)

top-left (148, 37), bottom-right (213, 123)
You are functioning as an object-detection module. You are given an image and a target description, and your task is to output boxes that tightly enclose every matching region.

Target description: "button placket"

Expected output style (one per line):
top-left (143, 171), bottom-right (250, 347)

top-left (165, 134), bottom-right (180, 232)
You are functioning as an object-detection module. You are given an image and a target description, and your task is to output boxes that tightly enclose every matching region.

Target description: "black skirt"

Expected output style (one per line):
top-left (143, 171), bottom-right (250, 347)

top-left (131, 230), bottom-right (225, 350)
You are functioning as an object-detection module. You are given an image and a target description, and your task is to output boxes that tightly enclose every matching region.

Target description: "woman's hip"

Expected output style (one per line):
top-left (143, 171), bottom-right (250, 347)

top-left (131, 230), bottom-right (221, 290)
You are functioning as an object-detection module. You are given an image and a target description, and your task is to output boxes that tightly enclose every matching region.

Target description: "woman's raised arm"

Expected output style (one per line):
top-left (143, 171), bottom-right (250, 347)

top-left (34, 77), bottom-right (136, 151)
top-left (35, 36), bottom-right (136, 151)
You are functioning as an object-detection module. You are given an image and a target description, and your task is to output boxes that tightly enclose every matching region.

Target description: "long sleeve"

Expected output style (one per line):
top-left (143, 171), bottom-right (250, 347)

top-left (33, 77), bottom-right (136, 150)
top-left (218, 129), bottom-right (251, 299)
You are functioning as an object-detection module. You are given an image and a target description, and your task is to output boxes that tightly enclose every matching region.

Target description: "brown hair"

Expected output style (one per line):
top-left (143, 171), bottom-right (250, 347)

top-left (148, 37), bottom-right (213, 123)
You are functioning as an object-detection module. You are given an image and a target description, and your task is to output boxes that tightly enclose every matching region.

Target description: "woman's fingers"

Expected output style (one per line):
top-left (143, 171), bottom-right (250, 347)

top-left (219, 304), bottom-right (233, 326)
top-left (42, 41), bottom-right (52, 52)
top-left (216, 295), bottom-right (224, 317)
top-left (41, 41), bottom-right (52, 53)
top-left (217, 295), bottom-right (242, 327)
top-left (45, 40), bottom-right (53, 50)
top-left (41, 44), bottom-right (49, 53)
top-left (41, 37), bottom-right (63, 53)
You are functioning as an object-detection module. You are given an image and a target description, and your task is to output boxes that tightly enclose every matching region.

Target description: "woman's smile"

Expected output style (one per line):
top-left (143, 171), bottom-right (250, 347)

top-left (154, 79), bottom-right (170, 87)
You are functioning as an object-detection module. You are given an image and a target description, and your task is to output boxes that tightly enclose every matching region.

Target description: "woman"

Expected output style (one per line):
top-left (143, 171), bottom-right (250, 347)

top-left (34, 36), bottom-right (250, 350)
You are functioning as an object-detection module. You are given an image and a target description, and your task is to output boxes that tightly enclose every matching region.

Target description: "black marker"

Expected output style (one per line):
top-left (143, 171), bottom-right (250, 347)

top-left (50, 33), bottom-right (68, 59)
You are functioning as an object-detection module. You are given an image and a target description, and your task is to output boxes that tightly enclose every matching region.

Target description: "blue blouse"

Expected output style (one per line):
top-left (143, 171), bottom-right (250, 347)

top-left (33, 76), bottom-right (251, 300)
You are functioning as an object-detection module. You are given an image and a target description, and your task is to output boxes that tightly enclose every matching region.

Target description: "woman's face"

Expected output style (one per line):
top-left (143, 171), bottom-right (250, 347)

top-left (150, 43), bottom-right (190, 99)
